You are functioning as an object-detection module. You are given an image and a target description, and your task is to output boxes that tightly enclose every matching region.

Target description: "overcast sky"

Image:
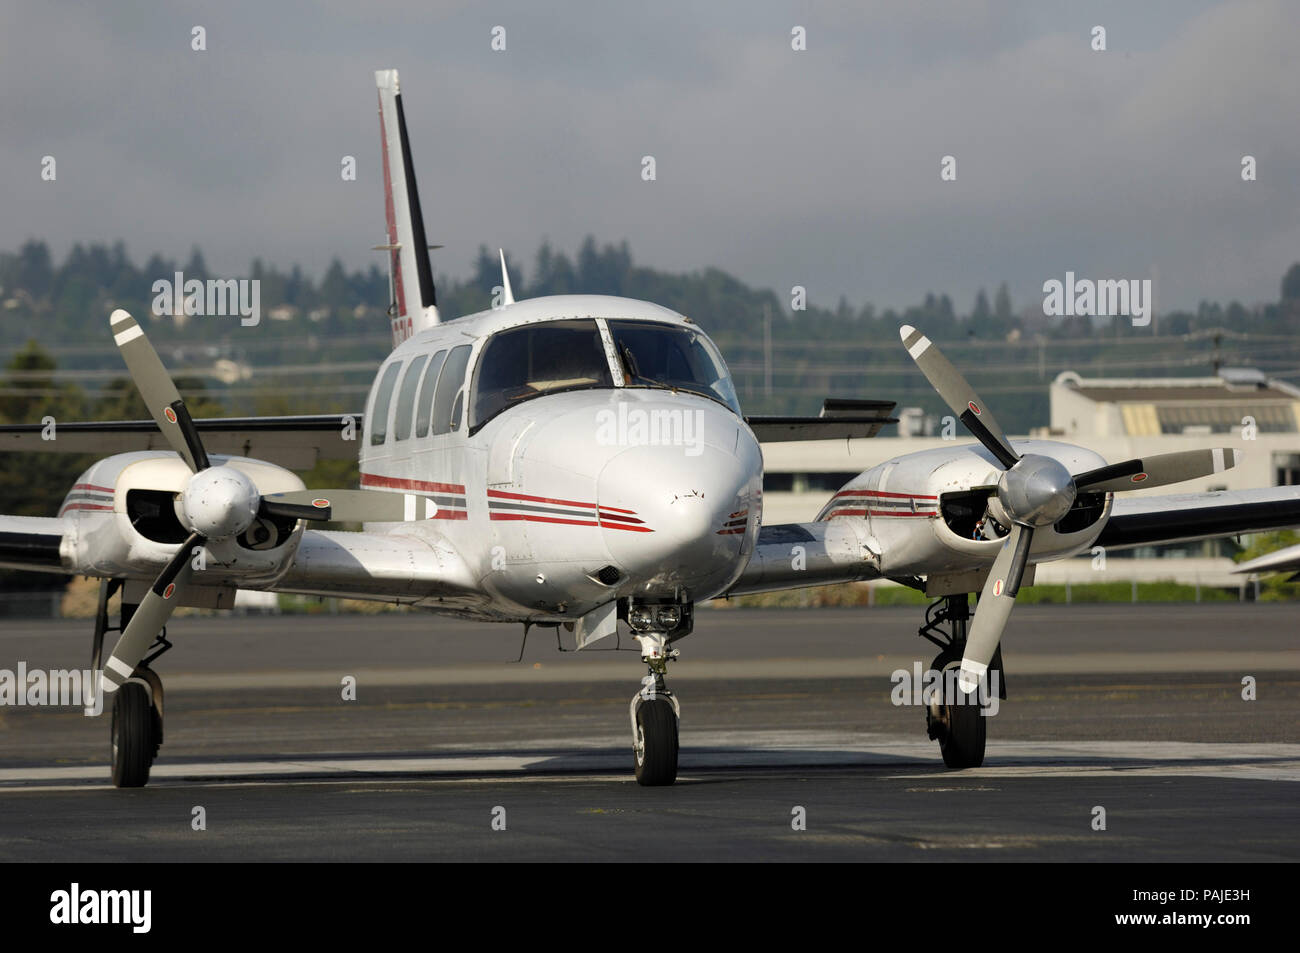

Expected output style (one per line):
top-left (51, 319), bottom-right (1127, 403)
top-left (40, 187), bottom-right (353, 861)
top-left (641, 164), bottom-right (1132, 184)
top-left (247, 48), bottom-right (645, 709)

top-left (3, 0), bottom-right (1297, 316)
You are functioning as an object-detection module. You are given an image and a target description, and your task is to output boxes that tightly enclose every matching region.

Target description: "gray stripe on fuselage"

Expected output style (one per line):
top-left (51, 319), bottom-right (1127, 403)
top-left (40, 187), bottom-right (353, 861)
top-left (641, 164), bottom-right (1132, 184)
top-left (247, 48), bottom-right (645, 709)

top-left (488, 501), bottom-right (596, 519)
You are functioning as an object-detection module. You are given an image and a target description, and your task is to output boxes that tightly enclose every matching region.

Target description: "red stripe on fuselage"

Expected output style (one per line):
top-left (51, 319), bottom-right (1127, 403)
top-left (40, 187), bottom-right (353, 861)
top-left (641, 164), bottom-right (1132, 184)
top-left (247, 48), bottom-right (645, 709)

top-left (489, 513), bottom-right (653, 532)
top-left (821, 508), bottom-right (935, 518)
top-left (360, 473), bottom-right (465, 494)
top-left (829, 489), bottom-right (937, 501)
top-left (487, 488), bottom-right (635, 514)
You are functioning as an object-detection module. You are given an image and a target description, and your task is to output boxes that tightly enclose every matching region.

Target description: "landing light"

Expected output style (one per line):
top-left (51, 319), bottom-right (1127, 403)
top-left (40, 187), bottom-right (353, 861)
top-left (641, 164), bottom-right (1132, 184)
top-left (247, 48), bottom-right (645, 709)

top-left (627, 604), bottom-right (683, 632)
top-left (655, 606), bottom-right (682, 629)
top-left (628, 607), bottom-right (657, 631)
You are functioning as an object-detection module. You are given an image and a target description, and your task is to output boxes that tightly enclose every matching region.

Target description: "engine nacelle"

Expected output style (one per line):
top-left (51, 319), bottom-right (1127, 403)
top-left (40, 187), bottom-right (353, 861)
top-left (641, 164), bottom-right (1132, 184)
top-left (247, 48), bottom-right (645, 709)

top-left (61, 451), bottom-right (308, 585)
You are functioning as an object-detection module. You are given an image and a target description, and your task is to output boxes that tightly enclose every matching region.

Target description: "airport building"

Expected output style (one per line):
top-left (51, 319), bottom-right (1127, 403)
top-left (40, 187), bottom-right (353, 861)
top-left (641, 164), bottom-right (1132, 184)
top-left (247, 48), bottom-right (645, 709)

top-left (760, 368), bottom-right (1300, 589)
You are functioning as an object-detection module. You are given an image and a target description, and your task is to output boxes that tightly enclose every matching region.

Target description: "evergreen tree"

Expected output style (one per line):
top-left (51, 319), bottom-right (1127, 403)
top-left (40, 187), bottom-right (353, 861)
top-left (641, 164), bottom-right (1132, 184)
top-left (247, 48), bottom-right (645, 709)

top-left (994, 281), bottom-right (1013, 320)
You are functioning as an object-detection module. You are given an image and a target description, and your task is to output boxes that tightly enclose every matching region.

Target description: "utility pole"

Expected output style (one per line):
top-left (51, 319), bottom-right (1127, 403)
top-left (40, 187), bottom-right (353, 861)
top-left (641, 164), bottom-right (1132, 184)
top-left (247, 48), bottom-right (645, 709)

top-left (763, 303), bottom-right (772, 399)
top-left (1150, 264), bottom-right (1159, 336)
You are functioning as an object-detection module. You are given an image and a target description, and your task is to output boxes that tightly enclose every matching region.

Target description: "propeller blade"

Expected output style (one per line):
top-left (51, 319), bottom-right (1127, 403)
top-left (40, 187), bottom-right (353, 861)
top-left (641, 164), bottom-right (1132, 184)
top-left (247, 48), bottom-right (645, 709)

top-left (101, 532), bottom-right (204, 693)
top-left (109, 309), bottom-right (210, 472)
top-left (260, 489), bottom-right (413, 523)
top-left (961, 524), bottom-right (1033, 695)
top-left (1074, 448), bottom-right (1241, 493)
top-left (899, 325), bottom-right (1019, 469)
top-left (258, 499), bottom-right (333, 523)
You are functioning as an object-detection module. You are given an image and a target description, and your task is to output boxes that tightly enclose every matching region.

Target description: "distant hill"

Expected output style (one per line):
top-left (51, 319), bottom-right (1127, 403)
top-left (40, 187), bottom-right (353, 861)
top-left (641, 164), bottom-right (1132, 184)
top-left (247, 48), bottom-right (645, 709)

top-left (3, 237), bottom-right (1299, 433)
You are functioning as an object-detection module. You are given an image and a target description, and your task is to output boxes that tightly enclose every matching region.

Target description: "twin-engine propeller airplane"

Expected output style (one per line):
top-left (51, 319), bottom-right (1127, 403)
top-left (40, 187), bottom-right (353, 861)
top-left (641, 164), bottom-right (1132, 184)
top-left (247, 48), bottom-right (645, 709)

top-left (4, 70), bottom-right (1300, 788)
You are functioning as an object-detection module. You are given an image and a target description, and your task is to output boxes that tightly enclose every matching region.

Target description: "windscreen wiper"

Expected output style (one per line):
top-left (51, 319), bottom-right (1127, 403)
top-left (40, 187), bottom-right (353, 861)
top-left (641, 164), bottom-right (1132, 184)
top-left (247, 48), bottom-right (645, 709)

top-left (618, 344), bottom-right (671, 391)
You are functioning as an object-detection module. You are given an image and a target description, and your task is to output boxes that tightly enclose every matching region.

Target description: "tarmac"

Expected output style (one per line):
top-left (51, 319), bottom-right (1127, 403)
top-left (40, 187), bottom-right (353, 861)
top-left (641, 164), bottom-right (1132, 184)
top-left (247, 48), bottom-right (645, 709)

top-left (0, 603), bottom-right (1295, 861)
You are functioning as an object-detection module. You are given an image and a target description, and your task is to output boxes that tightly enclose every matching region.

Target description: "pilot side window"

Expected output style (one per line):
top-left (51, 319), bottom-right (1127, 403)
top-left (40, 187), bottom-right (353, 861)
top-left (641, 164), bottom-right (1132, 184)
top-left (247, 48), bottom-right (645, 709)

top-left (431, 344), bottom-right (472, 435)
top-left (368, 361), bottom-right (403, 446)
top-left (392, 353), bottom-right (428, 441)
top-left (415, 349), bottom-right (448, 437)
top-left (470, 319), bottom-right (613, 430)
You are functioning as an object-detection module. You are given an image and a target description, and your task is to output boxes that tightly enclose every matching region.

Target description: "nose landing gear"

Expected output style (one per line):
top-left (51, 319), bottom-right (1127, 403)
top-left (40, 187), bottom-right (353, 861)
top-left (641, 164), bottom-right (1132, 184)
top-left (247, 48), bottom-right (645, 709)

top-left (629, 632), bottom-right (680, 786)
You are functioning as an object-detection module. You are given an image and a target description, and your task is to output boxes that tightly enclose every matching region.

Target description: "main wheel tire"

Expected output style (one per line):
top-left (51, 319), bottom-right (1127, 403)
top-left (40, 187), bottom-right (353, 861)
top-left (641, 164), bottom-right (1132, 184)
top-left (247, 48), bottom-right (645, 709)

top-left (111, 682), bottom-right (154, 788)
top-left (633, 698), bottom-right (678, 786)
top-left (929, 650), bottom-right (987, 769)
top-left (939, 691), bottom-right (986, 769)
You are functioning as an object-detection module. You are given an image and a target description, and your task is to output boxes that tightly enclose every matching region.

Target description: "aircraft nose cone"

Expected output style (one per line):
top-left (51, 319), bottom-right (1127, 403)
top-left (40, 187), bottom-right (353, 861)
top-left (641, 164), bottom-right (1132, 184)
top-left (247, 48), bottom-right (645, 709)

top-left (597, 442), bottom-right (759, 596)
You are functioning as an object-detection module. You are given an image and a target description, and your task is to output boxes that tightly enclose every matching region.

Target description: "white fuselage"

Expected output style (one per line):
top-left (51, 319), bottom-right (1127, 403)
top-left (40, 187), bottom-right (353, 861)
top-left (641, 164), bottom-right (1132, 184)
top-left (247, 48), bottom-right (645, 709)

top-left (355, 295), bottom-right (763, 620)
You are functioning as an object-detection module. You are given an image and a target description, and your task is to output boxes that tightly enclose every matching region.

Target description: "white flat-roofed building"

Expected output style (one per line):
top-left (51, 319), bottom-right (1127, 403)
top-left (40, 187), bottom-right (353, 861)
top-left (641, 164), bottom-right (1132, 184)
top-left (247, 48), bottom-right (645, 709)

top-left (1049, 367), bottom-right (1300, 441)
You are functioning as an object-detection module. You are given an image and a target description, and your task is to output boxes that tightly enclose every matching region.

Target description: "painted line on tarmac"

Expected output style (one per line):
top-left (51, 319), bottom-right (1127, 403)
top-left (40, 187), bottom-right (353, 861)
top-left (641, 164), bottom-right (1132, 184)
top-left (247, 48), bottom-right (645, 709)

top-left (117, 651), bottom-right (1300, 691)
top-left (0, 737), bottom-right (1295, 790)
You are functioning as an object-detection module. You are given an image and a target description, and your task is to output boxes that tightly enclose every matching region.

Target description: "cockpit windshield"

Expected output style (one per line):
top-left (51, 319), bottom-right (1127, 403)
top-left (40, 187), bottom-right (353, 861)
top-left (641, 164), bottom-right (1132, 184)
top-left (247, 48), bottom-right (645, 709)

top-left (469, 316), bottom-right (741, 431)
top-left (471, 319), bottom-right (613, 428)
top-left (608, 320), bottom-right (740, 414)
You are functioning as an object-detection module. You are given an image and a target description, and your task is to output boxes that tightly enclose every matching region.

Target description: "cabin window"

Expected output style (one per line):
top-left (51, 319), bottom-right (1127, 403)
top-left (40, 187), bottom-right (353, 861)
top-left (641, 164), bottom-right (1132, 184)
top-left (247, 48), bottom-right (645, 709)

top-left (607, 320), bottom-right (740, 414)
top-left (368, 361), bottom-right (403, 446)
top-left (470, 319), bottom-right (612, 429)
top-left (415, 349), bottom-right (448, 437)
top-left (432, 344), bottom-right (472, 435)
top-left (392, 353), bottom-right (428, 441)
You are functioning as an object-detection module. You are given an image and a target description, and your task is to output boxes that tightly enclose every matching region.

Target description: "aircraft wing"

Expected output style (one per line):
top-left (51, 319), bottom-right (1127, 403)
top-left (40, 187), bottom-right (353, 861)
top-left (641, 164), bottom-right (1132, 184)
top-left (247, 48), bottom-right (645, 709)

top-left (1094, 486), bottom-right (1300, 550)
top-left (721, 520), bottom-right (881, 597)
top-left (0, 515), bottom-right (68, 573)
top-left (745, 398), bottom-right (898, 442)
top-left (0, 511), bottom-right (484, 608)
top-left (1234, 542), bottom-right (1300, 576)
top-left (0, 415), bottom-right (364, 469)
top-left (270, 528), bottom-right (484, 606)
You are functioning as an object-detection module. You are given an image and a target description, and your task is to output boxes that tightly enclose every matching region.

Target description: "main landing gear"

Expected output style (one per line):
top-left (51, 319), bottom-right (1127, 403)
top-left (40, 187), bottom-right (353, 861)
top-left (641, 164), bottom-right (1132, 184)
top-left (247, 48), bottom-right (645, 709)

top-left (916, 593), bottom-right (1002, 769)
top-left (91, 580), bottom-right (169, 788)
top-left (629, 631), bottom-right (680, 786)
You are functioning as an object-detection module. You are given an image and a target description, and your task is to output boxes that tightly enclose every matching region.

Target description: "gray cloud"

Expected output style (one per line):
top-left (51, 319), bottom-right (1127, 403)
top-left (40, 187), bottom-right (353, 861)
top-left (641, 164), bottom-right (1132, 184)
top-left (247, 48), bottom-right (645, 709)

top-left (1, 0), bottom-right (1295, 317)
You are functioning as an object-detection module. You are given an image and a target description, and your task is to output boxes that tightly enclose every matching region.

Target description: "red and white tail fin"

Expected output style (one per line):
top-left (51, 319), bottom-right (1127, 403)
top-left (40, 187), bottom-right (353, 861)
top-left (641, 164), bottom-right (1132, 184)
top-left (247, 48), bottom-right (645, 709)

top-left (375, 69), bottom-right (439, 347)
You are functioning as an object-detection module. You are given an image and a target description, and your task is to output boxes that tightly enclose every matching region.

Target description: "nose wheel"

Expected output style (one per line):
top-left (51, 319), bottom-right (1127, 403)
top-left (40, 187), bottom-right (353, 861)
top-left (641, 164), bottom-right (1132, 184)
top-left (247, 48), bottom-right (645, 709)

top-left (630, 633), bottom-right (680, 786)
